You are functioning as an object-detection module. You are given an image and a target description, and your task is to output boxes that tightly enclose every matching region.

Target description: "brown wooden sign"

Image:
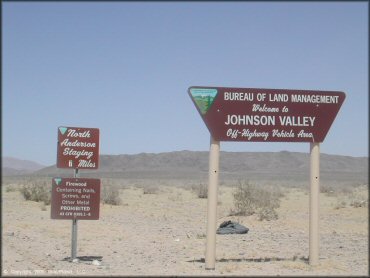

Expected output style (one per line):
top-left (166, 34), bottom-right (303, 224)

top-left (57, 126), bottom-right (99, 169)
top-left (189, 86), bottom-right (345, 142)
top-left (51, 178), bottom-right (100, 220)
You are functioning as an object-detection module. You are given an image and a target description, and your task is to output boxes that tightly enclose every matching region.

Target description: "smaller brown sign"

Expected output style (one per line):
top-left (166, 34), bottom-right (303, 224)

top-left (51, 178), bottom-right (100, 220)
top-left (57, 126), bottom-right (99, 169)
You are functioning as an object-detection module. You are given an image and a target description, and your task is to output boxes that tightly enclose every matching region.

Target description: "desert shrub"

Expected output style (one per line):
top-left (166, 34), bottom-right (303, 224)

top-left (20, 179), bottom-right (51, 205)
top-left (334, 199), bottom-right (347, 210)
top-left (101, 185), bottom-right (122, 205)
top-left (258, 207), bottom-right (278, 221)
top-left (334, 197), bottom-right (367, 209)
top-left (196, 233), bottom-right (206, 239)
top-left (332, 186), bottom-right (368, 209)
top-left (6, 186), bottom-right (18, 192)
top-left (143, 186), bottom-right (159, 194)
top-left (320, 184), bottom-right (335, 196)
top-left (349, 192), bottom-right (368, 208)
top-left (191, 183), bottom-right (208, 199)
top-left (230, 181), bottom-right (281, 221)
top-left (320, 184), bottom-right (354, 197)
top-left (350, 199), bottom-right (368, 208)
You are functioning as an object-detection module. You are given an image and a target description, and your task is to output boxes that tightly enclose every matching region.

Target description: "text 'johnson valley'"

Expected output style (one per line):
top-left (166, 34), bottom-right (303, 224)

top-left (225, 115), bottom-right (315, 127)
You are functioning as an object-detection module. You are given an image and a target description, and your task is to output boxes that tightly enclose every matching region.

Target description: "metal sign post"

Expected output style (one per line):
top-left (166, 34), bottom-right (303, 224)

top-left (205, 136), bottom-right (220, 270)
top-left (71, 168), bottom-right (79, 260)
top-left (309, 142), bottom-right (320, 265)
top-left (53, 126), bottom-right (100, 263)
top-left (71, 221), bottom-right (78, 260)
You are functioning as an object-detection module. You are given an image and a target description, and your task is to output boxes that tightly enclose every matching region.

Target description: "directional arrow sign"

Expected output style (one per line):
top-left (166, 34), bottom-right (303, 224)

top-left (189, 86), bottom-right (345, 142)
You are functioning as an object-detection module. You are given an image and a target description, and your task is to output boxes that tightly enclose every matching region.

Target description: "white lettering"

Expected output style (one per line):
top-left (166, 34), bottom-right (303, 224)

top-left (66, 181), bottom-right (87, 187)
top-left (252, 104), bottom-right (279, 113)
top-left (272, 129), bottom-right (295, 138)
top-left (291, 94), bottom-right (339, 104)
top-left (56, 187), bottom-right (82, 194)
top-left (225, 115), bottom-right (275, 126)
top-left (241, 129), bottom-right (269, 141)
top-left (61, 138), bottom-right (96, 148)
top-left (61, 193), bottom-right (79, 199)
top-left (268, 93), bottom-right (289, 102)
top-left (297, 130), bottom-right (313, 138)
top-left (60, 206), bottom-right (90, 211)
top-left (224, 92), bottom-right (254, 101)
top-left (62, 148), bottom-right (94, 159)
top-left (62, 200), bottom-right (75, 205)
top-left (67, 129), bottom-right (91, 138)
top-left (83, 188), bottom-right (95, 193)
top-left (78, 160), bottom-right (96, 168)
top-left (77, 200), bottom-right (90, 205)
top-left (279, 116), bottom-right (315, 126)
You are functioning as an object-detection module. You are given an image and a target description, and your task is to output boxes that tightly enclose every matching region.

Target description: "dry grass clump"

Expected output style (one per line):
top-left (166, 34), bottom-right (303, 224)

top-left (320, 184), bottom-right (335, 196)
top-left (143, 186), bottom-right (159, 194)
top-left (334, 199), bottom-right (347, 210)
top-left (20, 179), bottom-right (51, 205)
top-left (331, 184), bottom-right (368, 209)
top-left (321, 183), bottom-right (354, 197)
top-left (334, 187), bottom-right (368, 209)
top-left (229, 181), bottom-right (283, 221)
top-left (6, 186), bottom-right (18, 192)
top-left (349, 185), bottom-right (368, 208)
top-left (101, 182), bottom-right (122, 206)
top-left (350, 196), bottom-right (368, 208)
top-left (191, 183), bottom-right (208, 199)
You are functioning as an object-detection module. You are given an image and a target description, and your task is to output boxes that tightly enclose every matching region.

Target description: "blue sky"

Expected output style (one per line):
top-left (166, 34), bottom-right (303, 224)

top-left (3, 2), bottom-right (368, 165)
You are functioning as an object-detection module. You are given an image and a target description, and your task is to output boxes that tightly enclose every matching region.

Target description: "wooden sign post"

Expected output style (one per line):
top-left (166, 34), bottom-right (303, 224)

top-left (189, 86), bottom-right (345, 269)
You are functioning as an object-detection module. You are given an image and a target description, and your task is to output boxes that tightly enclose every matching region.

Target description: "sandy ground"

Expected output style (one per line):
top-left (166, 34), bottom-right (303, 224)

top-left (2, 182), bottom-right (368, 276)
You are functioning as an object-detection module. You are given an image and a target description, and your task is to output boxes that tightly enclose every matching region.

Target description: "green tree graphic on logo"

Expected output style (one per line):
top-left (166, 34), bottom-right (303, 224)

top-left (190, 88), bottom-right (218, 115)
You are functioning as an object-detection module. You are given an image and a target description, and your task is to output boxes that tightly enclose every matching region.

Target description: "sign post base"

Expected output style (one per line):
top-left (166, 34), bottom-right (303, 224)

top-left (71, 219), bottom-right (78, 260)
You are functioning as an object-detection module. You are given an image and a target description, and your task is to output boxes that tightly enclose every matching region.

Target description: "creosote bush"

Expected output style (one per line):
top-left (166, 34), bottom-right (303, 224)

top-left (101, 183), bottom-right (122, 206)
top-left (191, 183), bottom-right (208, 199)
top-left (20, 179), bottom-right (51, 205)
top-left (143, 186), bottom-right (159, 194)
top-left (197, 183), bottom-right (208, 199)
top-left (333, 187), bottom-right (368, 209)
top-left (320, 184), bottom-right (335, 196)
top-left (230, 181), bottom-right (282, 221)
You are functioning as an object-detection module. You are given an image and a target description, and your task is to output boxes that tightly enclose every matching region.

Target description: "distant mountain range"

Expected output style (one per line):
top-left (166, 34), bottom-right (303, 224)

top-left (2, 157), bottom-right (46, 176)
top-left (4, 151), bottom-right (367, 185)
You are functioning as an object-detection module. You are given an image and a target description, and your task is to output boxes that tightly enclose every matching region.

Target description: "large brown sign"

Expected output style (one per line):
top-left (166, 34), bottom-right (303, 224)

top-left (189, 86), bottom-right (345, 142)
top-left (51, 178), bottom-right (100, 220)
top-left (57, 126), bottom-right (99, 169)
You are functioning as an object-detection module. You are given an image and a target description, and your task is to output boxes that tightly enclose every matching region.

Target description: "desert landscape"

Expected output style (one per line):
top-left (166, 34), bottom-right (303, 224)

top-left (4, 2), bottom-right (367, 276)
top-left (2, 151), bottom-right (368, 276)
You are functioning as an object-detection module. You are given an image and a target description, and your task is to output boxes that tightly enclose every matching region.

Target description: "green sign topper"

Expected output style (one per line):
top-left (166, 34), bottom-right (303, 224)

top-left (54, 178), bottom-right (62, 185)
top-left (189, 88), bottom-right (218, 115)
